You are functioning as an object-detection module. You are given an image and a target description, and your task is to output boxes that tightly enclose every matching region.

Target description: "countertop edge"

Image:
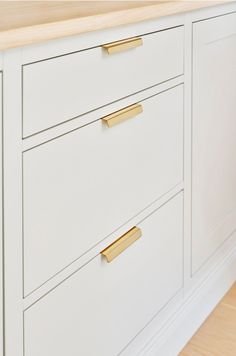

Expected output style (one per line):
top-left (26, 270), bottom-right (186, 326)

top-left (0, 1), bottom-right (231, 51)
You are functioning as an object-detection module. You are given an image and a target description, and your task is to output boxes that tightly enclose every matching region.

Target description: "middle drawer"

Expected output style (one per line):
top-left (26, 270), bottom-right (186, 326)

top-left (23, 84), bottom-right (183, 296)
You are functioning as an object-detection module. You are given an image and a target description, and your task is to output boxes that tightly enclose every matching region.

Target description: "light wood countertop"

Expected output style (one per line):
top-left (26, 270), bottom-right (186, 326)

top-left (0, 1), bottom-right (232, 51)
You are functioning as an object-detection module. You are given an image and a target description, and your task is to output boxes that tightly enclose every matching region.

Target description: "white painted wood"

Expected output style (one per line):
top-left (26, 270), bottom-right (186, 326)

top-left (192, 12), bottom-right (236, 275)
top-left (22, 76), bottom-right (184, 152)
top-left (0, 4), bottom-right (235, 356)
top-left (22, 26), bottom-right (184, 137)
top-left (186, 223), bottom-right (236, 302)
top-left (140, 237), bottom-right (236, 356)
top-left (20, 1), bottom-right (236, 65)
top-left (21, 14), bottom-right (185, 64)
top-left (189, 1), bottom-right (236, 22)
top-left (2, 49), bottom-right (24, 356)
top-left (182, 6), bottom-right (236, 298)
top-left (23, 184), bottom-right (184, 310)
top-left (182, 17), bottom-right (193, 295)
top-left (24, 193), bottom-right (184, 356)
top-left (120, 289), bottom-right (184, 356)
top-left (121, 235), bottom-right (236, 356)
top-left (23, 85), bottom-right (183, 296)
top-left (0, 72), bottom-right (3, 356)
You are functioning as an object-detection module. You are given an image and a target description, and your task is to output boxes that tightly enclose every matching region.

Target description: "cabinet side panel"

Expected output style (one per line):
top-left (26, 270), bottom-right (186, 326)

top-left (0, 72), bottom-right (3, 356)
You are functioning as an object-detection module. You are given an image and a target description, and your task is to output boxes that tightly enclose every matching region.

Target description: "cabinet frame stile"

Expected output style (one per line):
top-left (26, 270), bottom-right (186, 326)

top-left (2, 48), bottom-right (24, 356)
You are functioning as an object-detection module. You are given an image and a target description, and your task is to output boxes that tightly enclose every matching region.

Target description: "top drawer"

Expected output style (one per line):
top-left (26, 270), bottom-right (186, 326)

top-left (22, 26), bottom-right (184, 137)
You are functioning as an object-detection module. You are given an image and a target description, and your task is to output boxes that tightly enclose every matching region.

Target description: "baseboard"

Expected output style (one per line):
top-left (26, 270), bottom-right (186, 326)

top-left (139, 244), bottom-right (236, 356)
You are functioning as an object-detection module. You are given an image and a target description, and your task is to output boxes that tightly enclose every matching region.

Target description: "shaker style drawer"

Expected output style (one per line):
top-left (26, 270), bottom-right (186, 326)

top-left (23, 85), bottom-right (183, 295)
top-left (22, 26), bottom-right (184, 137)
top-left (24, 193), bottom-right (184, 356)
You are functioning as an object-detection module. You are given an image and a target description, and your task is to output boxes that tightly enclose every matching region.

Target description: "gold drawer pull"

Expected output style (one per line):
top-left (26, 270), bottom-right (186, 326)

top-left (102, 103), bottom-right (143, 128)
top-left (102, 37), bottom-right (143, 54)
top-left (101, 227), bottom-right (142, 263)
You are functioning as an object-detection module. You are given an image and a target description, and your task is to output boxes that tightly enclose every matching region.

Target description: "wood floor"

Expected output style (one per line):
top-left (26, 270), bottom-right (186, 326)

top-left (180, 282), bottom-right (236, 356)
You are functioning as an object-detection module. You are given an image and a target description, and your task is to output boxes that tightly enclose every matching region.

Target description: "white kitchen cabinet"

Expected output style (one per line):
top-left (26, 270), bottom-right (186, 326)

top-left (23, 26), bottom-right (184, 137)
top-left (192, 12), bottom-right (236, 274)
top-left (24, 193), bottom-right (183, 356)
top-left (0, 3), bottom-right (236, 356)
top-left (23, 85), bottom-right (183, 296)
top-left (0, 73), bottom-right (3, 356)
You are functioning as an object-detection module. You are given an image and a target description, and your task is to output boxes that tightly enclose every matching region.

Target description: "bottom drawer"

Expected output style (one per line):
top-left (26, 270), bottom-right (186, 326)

top-left (24, 193), bottom-right (183, 356)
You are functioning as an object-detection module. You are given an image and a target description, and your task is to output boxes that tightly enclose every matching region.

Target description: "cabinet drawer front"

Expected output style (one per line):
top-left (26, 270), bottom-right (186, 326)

top-left (23, 85), bottom-right (183, 295)
top-left (24, 193), bottom-right (183, 356)
top-left (22, 26), bottom-right (184, 137)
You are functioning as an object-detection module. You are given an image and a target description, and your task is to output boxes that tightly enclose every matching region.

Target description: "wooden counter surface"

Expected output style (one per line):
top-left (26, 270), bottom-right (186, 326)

top-left (0, 1), bottom-right (232, 50)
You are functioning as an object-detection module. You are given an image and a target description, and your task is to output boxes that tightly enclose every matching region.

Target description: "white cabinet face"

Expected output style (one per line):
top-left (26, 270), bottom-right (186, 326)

top-left (0, 72), bottom-right (2, 356)
top-left (23, 85), bottom-right (183, 296)
top-left (22, 26), bottom-right (184, 137)
top-left (24, 193), bottom-right (183, 356)
top-left (192, 13), bottom-right (236, 274)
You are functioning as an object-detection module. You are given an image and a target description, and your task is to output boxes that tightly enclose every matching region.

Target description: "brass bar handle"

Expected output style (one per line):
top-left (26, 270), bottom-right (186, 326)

top-left (101, 227), bottom-right (142, 263)
top-left (102, 37), bottom-right (143, 54)
top-left (102, 103), bottom-right (143, 128)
